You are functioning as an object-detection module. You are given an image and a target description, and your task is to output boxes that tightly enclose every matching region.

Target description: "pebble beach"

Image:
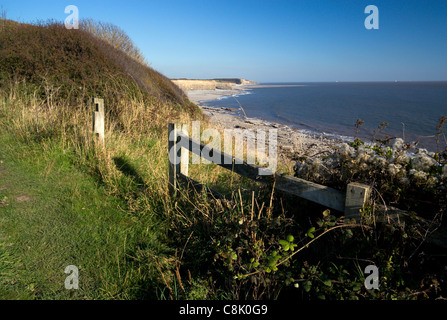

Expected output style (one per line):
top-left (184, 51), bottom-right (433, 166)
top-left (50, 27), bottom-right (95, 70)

top-left (186, 87), bottom-right (339, 169)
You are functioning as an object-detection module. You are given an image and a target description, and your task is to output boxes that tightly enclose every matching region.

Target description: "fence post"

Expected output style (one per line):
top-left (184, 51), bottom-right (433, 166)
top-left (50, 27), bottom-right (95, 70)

top-left (92, 98), bottom-right (105, 143)
top-left (168, 123), bottom-right (189, 195)
top-left (180, 124), bottom-right (189, 177)
top-left (344, 182), bottom-right (371, 221)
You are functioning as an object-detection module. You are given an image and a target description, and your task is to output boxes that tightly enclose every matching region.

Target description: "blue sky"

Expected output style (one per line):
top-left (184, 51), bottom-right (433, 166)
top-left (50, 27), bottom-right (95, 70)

top-left (2, 0), bottom-right (447, 82)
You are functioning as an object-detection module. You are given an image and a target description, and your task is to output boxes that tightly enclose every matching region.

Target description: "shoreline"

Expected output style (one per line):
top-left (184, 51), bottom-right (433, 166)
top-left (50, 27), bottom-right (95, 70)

top-left (185, 84), bottom-right (308, 105)
top-left (186, 88), bottom-right (339, 169)
top-left (186, 86), bottom-right (442, 157)
top-left (186, 85), bottom-right (250, 106)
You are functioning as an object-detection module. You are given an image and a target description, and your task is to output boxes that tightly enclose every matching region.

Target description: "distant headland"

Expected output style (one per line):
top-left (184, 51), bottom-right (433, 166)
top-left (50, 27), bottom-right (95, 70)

top-left (171, 78), bottom-right (258, 91)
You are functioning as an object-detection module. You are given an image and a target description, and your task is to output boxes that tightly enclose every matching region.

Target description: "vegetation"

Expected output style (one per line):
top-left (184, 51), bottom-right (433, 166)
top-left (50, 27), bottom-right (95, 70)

top-left (0, 17), bottom-right (202, 299)
top-left (294, 123), bottom-right (447, 218)
top-left (1, 17), bottom-right (446, 300)
top-left (0, 18), bottom-right (192, 115)
top-left (290, 120), bottom-right (447, 299)
top-left (79, 19), bottom-right (147, 66)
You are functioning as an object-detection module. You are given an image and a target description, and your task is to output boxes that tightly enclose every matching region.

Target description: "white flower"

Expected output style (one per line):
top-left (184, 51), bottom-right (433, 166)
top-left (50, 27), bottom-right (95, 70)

top-left (388, 163), bottom-right (402, 176)
top-left (427, 176), bottom-right (439, 186)
top-left (442, 165), bottom-right (447, 179)
top-left (392, 138), bottom-right (404, 150)
top-left (411, 170), bottom-right (427, 181)
top-left (399, 177), bottom-right (410, 186)
top-left (374, 156), bottom-right (387, 167)
top-left (359, 163), bottom-right (369, 171)
top-left (357, 151), bottom-right (371, 163)
top-left (412, 153), bottom-right (438, 172)
top-left (337, 143), bottom-right (355, 158)
top-left (393, 153), bottom-right (409, 164)
top-left (308, 157), bottom-right (323, 171)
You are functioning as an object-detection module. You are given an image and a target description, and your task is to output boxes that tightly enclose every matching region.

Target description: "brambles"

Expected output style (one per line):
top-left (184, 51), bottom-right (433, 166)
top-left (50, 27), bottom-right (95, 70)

top-left (165, 119), bottom-right (447, 300)
top-left (169, 188), bottom-right (447, 299)
top-left (294, 134), bottom-right (446, 216)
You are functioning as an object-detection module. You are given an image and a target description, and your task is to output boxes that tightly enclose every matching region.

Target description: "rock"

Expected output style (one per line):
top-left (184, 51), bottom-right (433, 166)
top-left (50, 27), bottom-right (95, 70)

top-left (222, 107), bottom-right (238, 112)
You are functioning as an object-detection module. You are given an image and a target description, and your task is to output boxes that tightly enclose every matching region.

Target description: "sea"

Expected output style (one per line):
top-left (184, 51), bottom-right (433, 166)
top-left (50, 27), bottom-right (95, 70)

top-left (201, 82), bottom-right (447, 152)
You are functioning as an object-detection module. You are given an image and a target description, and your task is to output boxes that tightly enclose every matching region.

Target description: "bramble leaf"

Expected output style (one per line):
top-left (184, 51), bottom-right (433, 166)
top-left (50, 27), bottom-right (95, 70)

top-left (303, 280), bottom-right (312, 292)
top-left (307, 227), bottom-right (315, 238)
top-left (323, 279), bottom-right (332, 287)
top-left (279, 240), bottom-right (290, 251)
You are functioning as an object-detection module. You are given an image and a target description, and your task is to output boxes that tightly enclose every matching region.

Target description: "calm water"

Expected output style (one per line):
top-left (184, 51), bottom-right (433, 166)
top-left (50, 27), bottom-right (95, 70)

top-left (203, 82), bottom-right (447, 151)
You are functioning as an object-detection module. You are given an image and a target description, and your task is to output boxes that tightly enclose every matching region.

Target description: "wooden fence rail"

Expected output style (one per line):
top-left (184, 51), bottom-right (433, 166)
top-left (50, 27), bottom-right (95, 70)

top-left (168, 123), bottom-right (371, 220)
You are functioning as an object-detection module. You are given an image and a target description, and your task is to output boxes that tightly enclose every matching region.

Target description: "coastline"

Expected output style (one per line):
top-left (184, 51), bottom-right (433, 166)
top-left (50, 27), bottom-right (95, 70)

top-left (186, 85), bottom-right (250, 106)
top-left (186, 88), bottom-right (339, 170)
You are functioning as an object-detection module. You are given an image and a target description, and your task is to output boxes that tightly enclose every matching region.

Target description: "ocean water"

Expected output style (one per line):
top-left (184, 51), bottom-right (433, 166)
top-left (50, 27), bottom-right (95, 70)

top-left (202, 82), bottom-right (447, 152)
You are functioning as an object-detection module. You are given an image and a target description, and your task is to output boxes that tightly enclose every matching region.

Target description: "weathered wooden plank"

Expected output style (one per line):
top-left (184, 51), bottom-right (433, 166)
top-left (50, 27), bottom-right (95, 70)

top-left (274, 174), bottom-right (346, 212)
top-left (92, 98), bottom-right (104, 143)
top-left (168, 125), bottom-right (446, 250)
top-left (177, 131), bottom-right (347, 212)
top-left (178, 132), bottom-right (272, 183)
top-left (344, 182), bottom-right (371, 221)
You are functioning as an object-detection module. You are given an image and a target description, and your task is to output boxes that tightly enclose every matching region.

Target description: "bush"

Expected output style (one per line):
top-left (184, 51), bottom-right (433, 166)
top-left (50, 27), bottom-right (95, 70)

top-left (0, 19), bottom-right (192, 116)
top-left (294, 136), bottom-right (447, 217)
top-left (80, 18), bottom-right (147, 65)
top-left (166, 184), bottom-right (447, 300)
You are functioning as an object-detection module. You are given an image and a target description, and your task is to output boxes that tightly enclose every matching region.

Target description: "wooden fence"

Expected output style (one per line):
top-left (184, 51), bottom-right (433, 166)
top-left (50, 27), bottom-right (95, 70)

top-left (168, 123), bottom-right (371, 220)
top-left (87, 101), bottom-right (445, 248)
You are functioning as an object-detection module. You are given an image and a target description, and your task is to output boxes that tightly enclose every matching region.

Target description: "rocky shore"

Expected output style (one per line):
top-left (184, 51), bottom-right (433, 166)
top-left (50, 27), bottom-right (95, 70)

top-left (186, 88), bottom-right (340, 171)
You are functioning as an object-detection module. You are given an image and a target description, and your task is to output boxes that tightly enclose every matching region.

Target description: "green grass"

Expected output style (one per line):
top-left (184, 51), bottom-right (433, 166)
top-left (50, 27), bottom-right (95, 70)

top-left (0, 129), bottom-right (171, 299)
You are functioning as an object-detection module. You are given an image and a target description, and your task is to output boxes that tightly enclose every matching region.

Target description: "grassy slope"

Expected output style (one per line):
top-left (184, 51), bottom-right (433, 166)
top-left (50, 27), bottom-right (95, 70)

top-left (0, 20), bottom-right (199, 120)
top-left (0, 126), bottom-right (172, 299)
top-left (0, 19), bottom-right (196, 299)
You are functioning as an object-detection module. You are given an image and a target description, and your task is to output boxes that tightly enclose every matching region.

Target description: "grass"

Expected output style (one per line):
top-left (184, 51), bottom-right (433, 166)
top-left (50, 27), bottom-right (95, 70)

top-left (0, 79), bottom-right (276, 299)
top-left (0, 126), bottom-right (175, 299)
top-left (0, 62), bottom-right (223, 299)
top-left (0, 16), bottom-right (303, 300)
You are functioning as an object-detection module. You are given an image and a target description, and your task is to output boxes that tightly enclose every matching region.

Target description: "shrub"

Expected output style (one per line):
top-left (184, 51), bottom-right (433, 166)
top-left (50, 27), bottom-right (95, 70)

top-left (294, 136), bottom-right (446, 217)
top-left (0, 19), bottom-right (194, 120)
top-left (80, 18), bottom-right (147, 65)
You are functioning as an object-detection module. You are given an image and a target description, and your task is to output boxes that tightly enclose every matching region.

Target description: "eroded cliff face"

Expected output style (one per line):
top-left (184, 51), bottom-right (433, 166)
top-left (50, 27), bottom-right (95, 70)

top-left (171, 78), bottom-right (258, 91)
